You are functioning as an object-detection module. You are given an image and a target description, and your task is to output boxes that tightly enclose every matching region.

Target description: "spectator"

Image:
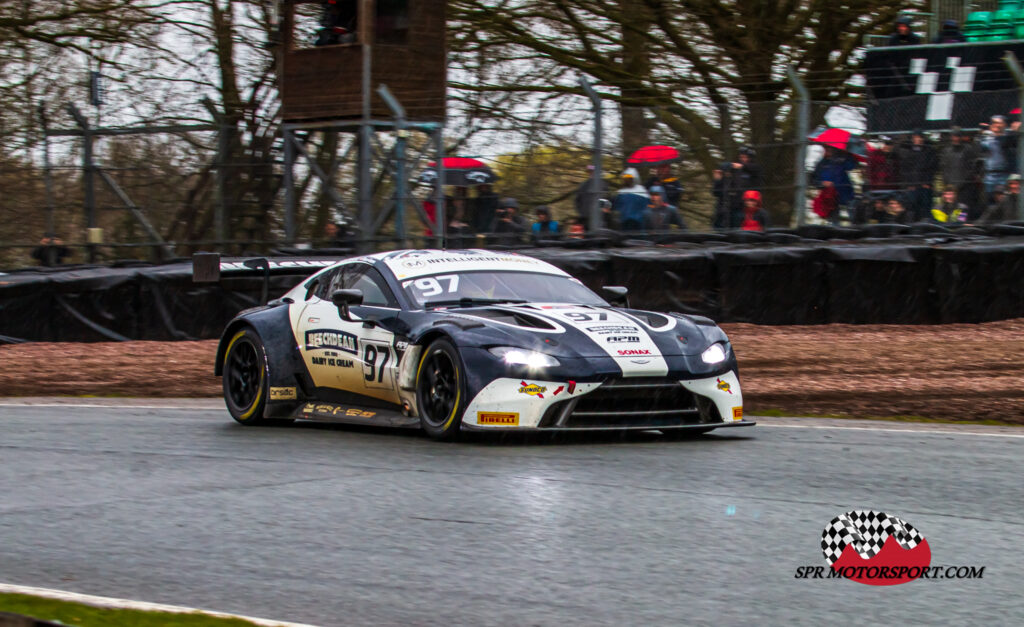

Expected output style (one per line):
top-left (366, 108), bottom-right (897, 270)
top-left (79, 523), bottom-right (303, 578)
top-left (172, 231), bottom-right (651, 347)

top-left (812, 146), bottom-right (858, 223)
top-left (941, 128), bottom-right (983, 219)
top-left (724, 147), bottom-right (763, 217)
top-left (879, 194), bottom-right (910, 224)
top-left (565, 216), bottom-right (585, 239)
top-left (645, 163), bottom-right (683, 208)
top-left (489, 197), bottom-right (528, 245)
top-left (738, 190), bottom-right (768, 231)
top-left (531, 205), bottom-right (560, 239)
top-left (980, 175), bottom-right (1020, 224)
top-left (930, 188), bottom-right (969, 225)
top-left (612, 168), bottom-right (649, 231)
top-left (31, 233), bottom-right (70, 267)
top-left (856, 192), bottom-right (890, 224)
top-left (642, 185), bottom-right (686, 231)
top-left (315, 0), bottom-right (358, 46)
top-left (933, 19), bottom-right (965, 44)
top-left (422, 184), bottom-right (447, 237)
top-left (887, 14), bottom-right (921, 46)
top-left (981, 115), bottom-right (1012, 196)
top-left (595, 198), bottom-right (620, 231)
top-left (711, 162), bottom-right (732, 229)
top-left (573, 165), bottom-right (610, 229)
top-left (322, 221), bottom-right (355, 248)
top-left (896, 130), bottom-right (938, 221)
top-left (867, 136), bottom-right (899, 191)
top-left (471, 183), bottom-right (499, 233)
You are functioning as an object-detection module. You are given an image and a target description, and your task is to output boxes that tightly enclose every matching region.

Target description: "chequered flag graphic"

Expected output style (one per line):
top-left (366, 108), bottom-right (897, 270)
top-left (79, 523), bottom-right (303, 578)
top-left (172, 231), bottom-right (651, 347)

top-left (821, 510), bottom-right (924, 566)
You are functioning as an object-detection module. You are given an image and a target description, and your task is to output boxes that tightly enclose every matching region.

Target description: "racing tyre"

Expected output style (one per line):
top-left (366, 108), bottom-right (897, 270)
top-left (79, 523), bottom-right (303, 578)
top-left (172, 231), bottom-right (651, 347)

top-left (416, 338), bottom-right (467, 440)
top-left (223, 328), bottom-right (272, 425)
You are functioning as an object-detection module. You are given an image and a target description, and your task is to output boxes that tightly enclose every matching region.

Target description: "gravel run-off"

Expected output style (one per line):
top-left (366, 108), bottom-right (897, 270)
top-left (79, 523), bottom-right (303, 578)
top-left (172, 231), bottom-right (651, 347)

top-left (2, 319), bottom-right (1022, 424)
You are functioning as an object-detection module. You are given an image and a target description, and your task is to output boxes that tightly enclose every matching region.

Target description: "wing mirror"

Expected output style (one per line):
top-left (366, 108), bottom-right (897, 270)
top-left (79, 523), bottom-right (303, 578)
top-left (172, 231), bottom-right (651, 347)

top-left (331, 288), bottom-right (363, 321)
top-left (601, 286), bottom-right (629, 308)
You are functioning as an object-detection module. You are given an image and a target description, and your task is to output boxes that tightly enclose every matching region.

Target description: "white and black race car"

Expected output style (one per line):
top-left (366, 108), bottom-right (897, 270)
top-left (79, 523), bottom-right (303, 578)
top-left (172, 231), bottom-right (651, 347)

top-left (215, 249), bottom-right (753, 440)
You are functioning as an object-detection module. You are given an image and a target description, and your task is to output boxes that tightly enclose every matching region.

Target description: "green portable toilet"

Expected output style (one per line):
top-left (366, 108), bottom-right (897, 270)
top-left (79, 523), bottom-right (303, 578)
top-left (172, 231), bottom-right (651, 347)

top-left (999, 0), bottom-right (1021, 11)
top-left (1015, 8), bottom-right (1024, 38)
top-left (965, 11), bottom-right (991, 41)
top-left (989, 9), bottom-right (1015, 40)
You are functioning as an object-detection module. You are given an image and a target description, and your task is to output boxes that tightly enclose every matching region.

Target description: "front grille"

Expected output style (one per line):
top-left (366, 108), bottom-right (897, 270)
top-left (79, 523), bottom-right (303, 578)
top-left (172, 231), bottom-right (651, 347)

top-left (541, 377), bottom-right (704, 428)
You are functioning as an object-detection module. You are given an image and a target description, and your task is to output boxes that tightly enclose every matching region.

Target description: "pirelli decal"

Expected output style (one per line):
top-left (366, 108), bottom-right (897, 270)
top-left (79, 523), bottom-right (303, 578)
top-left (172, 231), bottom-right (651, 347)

top-left (477, 412), bottom-right (519, 426)
top-left (304, 329), bottom-right (358, 355)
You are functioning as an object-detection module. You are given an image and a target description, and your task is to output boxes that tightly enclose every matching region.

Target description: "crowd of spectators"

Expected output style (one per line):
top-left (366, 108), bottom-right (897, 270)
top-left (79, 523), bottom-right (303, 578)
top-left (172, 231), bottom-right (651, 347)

top-left (832, 119), bottom-right (1022, 226)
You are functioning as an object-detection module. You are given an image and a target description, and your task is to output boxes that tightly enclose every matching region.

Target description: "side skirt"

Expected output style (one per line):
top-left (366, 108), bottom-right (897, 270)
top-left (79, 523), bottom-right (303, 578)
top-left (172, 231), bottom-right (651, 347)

top-left (289, 400), bottom-right (420, 429)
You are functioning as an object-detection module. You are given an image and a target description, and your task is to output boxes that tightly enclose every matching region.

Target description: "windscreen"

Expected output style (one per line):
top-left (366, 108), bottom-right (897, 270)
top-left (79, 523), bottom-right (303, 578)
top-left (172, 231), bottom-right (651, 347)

top-left (401, 271), bottom-right (607, 308)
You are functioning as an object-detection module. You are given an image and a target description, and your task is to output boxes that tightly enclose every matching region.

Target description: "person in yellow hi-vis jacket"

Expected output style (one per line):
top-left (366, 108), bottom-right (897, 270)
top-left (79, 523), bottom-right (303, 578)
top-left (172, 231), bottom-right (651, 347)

top-left (931, 188), bottom-right (969, 225)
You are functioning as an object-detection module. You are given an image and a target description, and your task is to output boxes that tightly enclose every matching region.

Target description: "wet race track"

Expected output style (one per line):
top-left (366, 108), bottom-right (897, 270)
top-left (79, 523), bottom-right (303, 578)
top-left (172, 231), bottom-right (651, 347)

top-left (0, 400), bottom-right (1021, 626)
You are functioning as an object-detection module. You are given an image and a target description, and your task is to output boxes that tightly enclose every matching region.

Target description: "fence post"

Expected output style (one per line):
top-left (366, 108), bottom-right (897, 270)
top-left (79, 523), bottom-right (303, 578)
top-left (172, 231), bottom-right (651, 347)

top-left (282, 126), bottom-right (297, 246)
top-left (67, 103), bottom-right (98, 262)
top-left (579, 77), bottom-right (603, 232)
top-left (378, 84), bottom-right (408, 247)
top-left (434, 127), bottom-right (446, 248)
top-left (38, 105), bottom-right (56, 237)
top-left (1003, 52), bottom-right (1024, 221)
top-left (787, 67), bottom-right (811, 227)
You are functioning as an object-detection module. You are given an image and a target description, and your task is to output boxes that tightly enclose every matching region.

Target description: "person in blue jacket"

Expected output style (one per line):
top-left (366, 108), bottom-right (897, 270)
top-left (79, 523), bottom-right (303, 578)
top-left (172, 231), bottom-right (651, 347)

top-left (612, 167), bottom-right (649, 230)
top-left (531, 205), bottom-right (560, 240)
top-left (812, 146), bottom-right (858, 224)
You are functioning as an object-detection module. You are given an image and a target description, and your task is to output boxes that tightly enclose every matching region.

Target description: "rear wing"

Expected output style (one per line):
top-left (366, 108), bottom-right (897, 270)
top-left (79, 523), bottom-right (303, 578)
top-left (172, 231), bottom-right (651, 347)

top-left (192, 252), bottom-right (338, 304)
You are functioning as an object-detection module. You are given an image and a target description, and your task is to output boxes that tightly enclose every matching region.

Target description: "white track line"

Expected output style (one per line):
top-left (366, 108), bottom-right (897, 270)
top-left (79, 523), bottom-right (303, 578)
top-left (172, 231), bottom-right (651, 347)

top-left (0, 402), bottom-right (1021, 439)
top-left (0, 583), bottom-right (317, 627)
top-left (757, 422), bottom-right (1024, 439)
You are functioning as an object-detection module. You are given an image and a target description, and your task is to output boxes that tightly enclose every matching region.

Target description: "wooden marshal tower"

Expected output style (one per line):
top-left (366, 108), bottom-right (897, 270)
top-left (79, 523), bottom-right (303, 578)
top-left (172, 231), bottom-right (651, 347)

top-left (278, 0), bottom-right (448, 248)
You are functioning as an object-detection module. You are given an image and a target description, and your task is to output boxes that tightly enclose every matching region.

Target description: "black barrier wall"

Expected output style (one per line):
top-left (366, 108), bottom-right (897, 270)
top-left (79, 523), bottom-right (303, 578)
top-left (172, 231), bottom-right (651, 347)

top-left (2, 237), bottom-right (1024, 342)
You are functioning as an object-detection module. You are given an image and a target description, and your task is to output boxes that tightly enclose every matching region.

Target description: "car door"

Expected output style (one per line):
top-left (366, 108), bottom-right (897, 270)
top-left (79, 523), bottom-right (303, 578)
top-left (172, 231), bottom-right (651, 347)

top-left (294, 263), bottom-right (401, 404)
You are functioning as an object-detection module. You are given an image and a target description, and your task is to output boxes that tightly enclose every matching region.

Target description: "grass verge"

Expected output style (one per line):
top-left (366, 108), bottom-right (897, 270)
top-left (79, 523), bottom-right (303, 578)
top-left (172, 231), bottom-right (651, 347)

top-left (0, 593), bottom-right (268, 627)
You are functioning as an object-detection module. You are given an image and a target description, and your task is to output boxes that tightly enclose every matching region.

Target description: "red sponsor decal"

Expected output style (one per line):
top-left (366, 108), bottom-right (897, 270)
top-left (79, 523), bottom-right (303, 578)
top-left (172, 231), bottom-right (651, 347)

top-left (552, 385), bottom-right (564, 396)
top-left (568, 380), bottom-right (576, 394)
top-left (617, 349), bottom-right (651, 356)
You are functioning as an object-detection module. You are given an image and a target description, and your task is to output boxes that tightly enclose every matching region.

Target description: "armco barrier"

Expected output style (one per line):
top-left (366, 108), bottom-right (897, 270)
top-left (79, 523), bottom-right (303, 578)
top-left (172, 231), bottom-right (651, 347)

top-left (1, 238), bottom-right (1024, 342)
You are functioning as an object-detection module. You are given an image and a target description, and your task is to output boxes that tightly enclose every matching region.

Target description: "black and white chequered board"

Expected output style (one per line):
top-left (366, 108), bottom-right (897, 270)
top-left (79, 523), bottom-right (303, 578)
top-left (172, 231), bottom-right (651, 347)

top-left (821, 510), bottom-right (924, 565)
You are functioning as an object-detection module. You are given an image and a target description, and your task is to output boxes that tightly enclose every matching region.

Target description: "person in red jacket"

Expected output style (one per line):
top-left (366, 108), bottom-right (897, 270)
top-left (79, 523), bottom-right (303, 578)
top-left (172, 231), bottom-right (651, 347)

top-left (739, 190), bottom-right (769, 231)
top-left (867, 136), bottom-right (899, 191)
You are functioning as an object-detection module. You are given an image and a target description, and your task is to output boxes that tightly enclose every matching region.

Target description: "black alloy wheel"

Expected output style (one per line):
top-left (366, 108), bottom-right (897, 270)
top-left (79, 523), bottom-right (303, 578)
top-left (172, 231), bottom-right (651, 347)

top-left (416, 338), bottom-right (466, 440)
top-left (223, 328), bottom-right (270, 425)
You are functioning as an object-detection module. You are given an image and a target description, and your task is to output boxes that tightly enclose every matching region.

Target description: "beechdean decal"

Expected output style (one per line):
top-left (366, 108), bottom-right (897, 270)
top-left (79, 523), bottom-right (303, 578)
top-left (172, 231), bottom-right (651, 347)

top-left (909, 56), bottom-right (977, 121)
top-left (304, 329), bottom-right (358, 355)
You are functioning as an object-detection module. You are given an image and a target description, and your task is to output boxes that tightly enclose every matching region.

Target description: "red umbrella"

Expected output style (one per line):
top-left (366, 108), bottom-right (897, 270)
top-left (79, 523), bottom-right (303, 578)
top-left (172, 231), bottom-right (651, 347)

top-left (627, 145), bottom-right (681, 166)
top-left (809, 127), bottom-right (869, 163)
top-left (420, 157), bottom-right (498, 186)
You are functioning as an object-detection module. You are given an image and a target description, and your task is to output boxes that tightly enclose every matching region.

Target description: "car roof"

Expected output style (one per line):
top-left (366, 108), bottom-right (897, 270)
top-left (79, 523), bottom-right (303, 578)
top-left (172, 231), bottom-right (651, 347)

top-left (343, 249), bottom-right (570, 281)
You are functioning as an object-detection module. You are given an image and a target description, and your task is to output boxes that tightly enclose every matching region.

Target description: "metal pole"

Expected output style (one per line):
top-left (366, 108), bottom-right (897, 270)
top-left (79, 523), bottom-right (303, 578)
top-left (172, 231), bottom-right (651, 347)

top-left (283, 127), bottom-right (297, 244)
top-left (38, 105), bottom-right (56, 236)
top-left (1003, 52), bottom-right (1024, 221)
top-left (579, 77), bottom-right (603, 231)
top-left (378, 84), bottom-right (408, 246)
top-left (67, 103), bottom-right (97, 262)
top-left (357, 18), bottom-right (374, 253)
top-left (434, 128), bottom-right (446, 248)
top-left (787, 66), bottom-right (811, 227)
top-left (215, 124), bottom-right (229, 245)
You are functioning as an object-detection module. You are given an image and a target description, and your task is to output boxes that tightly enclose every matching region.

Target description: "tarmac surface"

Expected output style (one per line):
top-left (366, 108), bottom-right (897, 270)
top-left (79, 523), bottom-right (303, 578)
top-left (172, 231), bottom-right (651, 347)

top-left (0, 399), bottom-right (1021, 626)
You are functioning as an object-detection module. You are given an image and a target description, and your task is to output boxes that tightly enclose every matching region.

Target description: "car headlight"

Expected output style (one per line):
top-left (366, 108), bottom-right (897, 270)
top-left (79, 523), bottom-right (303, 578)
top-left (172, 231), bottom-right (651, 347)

top-left (488, 347), bottom-right (560, 369)
top-left (701, 343), bottom-right (728, 364)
